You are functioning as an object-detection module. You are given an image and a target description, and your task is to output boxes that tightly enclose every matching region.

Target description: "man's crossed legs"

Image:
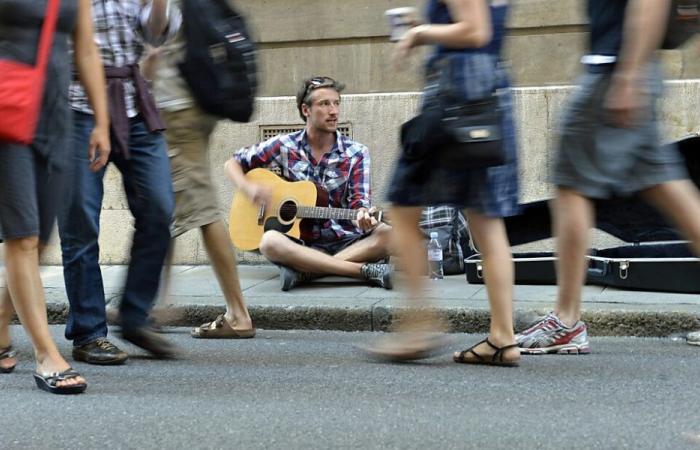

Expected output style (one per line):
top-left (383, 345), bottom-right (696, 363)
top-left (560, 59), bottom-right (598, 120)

top-left (258, 223), bottom-right (394, 291)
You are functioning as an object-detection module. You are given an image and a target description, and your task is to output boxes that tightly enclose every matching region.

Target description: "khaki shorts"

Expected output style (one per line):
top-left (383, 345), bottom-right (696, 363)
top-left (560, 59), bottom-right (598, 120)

top-left (162, 107), bottom-right (221, 237)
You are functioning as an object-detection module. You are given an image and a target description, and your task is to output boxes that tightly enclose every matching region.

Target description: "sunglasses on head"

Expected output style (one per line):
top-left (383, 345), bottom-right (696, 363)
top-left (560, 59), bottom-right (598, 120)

top-left (303, 77), bottom-right (337, 100)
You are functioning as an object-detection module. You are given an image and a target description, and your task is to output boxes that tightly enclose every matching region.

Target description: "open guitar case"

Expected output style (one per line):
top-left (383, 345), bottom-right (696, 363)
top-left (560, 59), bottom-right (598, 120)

top-left (465, 134), bottom-right (700, 293)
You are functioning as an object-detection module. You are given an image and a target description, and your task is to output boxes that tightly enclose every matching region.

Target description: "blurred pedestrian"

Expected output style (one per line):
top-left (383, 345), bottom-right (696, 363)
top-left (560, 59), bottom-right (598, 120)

top-left (516, 0), bottom-right (700, 354)
top-left (57, 0), bottom-right (181, 363)
top-left (366, 0), bottom-right (521, 365)
top-left (0, 0), bottom-right (110, 393)
top-left (145, 9), bottom-right (255, 338)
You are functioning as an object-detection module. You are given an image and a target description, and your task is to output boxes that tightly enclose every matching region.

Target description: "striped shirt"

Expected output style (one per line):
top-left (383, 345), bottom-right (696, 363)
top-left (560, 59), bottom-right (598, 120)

top-left (233, 130), bottom-right (372, 240)
top-left (69, 0), bottom-right (181, 116)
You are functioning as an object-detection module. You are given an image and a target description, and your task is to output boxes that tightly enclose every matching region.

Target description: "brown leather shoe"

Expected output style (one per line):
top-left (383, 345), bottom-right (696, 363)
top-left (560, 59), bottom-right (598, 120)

top-left (72, 338), bottom-right (128, 365)
top-left (121, 326), bottom-right (180, 359)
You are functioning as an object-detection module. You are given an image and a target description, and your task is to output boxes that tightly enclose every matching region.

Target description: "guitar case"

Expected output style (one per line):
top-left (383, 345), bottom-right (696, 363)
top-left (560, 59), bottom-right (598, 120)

top-left (465, 134), bottom-right (700, 293)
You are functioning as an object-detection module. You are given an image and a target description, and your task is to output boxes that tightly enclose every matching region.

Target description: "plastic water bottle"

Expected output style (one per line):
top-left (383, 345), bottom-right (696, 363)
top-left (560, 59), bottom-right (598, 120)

top-left (427, 231), bottom-right (444, 280)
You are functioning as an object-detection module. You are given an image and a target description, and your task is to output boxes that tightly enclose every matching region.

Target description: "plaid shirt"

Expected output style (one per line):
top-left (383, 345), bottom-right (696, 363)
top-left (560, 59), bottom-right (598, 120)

top-left (69, 0), bottom-right (181, 116)
top-left (233, 130), bottom-right (372, 240)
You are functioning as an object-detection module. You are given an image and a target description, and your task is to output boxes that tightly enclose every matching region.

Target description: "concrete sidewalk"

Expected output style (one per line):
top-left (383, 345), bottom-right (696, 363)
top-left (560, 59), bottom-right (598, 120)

top-left (26, 264), bottom-right (700, 336)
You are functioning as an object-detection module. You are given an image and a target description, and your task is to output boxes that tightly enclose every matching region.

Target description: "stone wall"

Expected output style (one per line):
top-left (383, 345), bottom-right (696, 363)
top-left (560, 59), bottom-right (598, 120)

top-left (11, 0), bottom-right (700, 264)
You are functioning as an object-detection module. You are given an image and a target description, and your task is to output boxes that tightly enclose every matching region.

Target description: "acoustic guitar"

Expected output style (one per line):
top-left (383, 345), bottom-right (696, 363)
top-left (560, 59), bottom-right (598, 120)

top-left (229, 168), bottom-right (383, 251)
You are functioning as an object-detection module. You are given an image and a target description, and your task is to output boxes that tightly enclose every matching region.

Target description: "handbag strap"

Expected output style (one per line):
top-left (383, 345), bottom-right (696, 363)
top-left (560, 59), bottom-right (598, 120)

top-left (35, 0), bottom-right (61, 73)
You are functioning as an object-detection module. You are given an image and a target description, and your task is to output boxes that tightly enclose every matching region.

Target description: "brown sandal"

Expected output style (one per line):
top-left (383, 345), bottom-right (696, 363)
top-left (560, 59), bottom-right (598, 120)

top-left (453, 338), bottom-right (520, 367)
top-left (191, 315), bottom-right (256, 339)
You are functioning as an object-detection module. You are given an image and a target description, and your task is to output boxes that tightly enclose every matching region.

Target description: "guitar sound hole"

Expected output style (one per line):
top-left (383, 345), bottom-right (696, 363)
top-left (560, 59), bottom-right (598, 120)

top-left (278, 201), bottom-right (298, 222)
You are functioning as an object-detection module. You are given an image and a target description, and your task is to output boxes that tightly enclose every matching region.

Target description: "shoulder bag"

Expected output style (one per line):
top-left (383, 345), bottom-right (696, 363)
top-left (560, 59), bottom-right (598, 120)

top-left (0, 0), bottom-right (61, 145)
top-left (400, 58), bottom-right (506, 170)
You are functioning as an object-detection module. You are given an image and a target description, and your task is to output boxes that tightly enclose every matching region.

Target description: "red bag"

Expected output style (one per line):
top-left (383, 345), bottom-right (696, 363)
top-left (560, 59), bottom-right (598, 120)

top-left (0, 0), bottom-right (60, 145)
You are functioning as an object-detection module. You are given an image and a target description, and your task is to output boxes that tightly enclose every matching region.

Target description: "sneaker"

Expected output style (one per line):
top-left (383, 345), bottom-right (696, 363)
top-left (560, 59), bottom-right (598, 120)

top-left (515, 313), bottom-right (591, 355)
top-left (73, 338), bottom-right (129, 365)
top-left (688, 330), bottom-right (700, 346)
top-left (360, 263), bottom-right (393, 290)
top-left (279, 265), bottom-right (310, 291)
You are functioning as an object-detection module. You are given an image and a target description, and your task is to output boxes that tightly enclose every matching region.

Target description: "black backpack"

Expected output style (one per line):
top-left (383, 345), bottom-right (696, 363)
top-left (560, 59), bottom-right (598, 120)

top-left (662, 0), bottom-right (699, 49)
top-left (179, 0), bottom-right (258, 122)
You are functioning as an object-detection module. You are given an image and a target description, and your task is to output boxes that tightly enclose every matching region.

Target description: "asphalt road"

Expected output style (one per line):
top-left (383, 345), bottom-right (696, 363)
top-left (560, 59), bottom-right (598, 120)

top-left (1, 326), bottom-right (699, 450)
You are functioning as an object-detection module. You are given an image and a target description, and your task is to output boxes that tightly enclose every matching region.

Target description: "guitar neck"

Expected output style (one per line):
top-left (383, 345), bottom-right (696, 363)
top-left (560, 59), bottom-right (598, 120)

top-left (297, 206), bottom-right (366, 221)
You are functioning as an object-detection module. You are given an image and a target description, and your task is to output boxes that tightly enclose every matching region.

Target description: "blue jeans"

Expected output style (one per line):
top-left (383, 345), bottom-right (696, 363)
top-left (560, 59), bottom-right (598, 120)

top-left (58, 112), bottom-right (174, 345)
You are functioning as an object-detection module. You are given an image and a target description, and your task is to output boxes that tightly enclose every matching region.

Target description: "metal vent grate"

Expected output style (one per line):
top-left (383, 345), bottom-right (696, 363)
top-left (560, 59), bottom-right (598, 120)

top-left (260, 123), bottom-right (352, 141)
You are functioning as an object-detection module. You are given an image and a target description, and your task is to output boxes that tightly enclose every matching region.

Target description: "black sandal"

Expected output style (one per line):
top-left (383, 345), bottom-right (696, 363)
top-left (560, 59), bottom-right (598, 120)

top-left (0, 346), bottom-right (17, 374)
top-left (453, 338), bottom-right (520, 367)
top-left (33, 367), bottom-right (87, 395)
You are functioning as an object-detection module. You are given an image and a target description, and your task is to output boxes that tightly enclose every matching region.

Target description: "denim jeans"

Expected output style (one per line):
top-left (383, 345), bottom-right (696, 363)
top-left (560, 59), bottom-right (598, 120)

top-left (58, 112), bottom-right (174, 345)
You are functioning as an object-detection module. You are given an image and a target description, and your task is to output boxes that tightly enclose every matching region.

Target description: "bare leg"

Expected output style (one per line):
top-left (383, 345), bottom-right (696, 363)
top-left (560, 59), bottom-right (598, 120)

top-left (0, 241), bottom-right (47, 370)
top-left (0, 287), bottom-right (16, 370)
top-left (638, 181), bottom-right (700, 344)
top-left (641, 180), bottom-right (700, 255)
top-left (388, 207), bottom-right (427, 310)
top-left (3, 237), bottom-right (84, 387)
top-left (201, 221), bottom-right (252, 329)
top-left (259, 231), bottom-right (364, 278)
top-left (454, 211), bottom-right (519, 363)
top-left (553, 188), bottom-right (594, 327)
top-left (333, 223), bottom-right (393, 263)
top-left (363, 206), bottom-right (448, 361)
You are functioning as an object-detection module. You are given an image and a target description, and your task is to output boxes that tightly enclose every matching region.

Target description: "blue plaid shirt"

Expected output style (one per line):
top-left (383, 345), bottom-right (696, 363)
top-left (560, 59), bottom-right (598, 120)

top-left (233, 130), bottom-right (372, 240)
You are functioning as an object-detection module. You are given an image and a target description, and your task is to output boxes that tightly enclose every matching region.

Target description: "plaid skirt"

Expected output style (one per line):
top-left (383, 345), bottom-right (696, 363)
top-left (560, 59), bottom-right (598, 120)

top-left (387, 52), bottom-right (520, 218)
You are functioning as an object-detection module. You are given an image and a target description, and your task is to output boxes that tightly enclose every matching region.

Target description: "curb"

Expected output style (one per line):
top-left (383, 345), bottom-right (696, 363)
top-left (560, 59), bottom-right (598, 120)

top-left (41, 302), bottom-right (700, 337)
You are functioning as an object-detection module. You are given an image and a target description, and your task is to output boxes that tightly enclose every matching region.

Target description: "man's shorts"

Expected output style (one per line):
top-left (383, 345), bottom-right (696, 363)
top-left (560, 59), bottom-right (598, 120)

top-left (162, 107), bottom-right (221, 237)
top-left (287, 231), bottom-right (367, 255)
top-left (553, 63), bottom-right (688, 199)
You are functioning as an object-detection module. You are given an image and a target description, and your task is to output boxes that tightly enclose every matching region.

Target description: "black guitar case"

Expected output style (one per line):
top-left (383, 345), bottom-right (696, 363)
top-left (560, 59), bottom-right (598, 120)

top-left (465, 134), bottom-right (700, 293)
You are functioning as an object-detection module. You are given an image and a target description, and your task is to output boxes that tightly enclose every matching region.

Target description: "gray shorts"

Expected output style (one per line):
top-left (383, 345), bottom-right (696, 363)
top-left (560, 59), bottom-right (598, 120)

top-left (0, 144), bottom-right (67, 243)
top-left (553, 64), bottom-right (687, 199)
top-left (286, 231), bottom-right (366, 255)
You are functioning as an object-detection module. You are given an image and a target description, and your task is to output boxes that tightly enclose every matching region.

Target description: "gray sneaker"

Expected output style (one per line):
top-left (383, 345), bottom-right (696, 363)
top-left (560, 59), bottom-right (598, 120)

top-left (688, 330), bottom-right (700, 346)
top-left (360, 263), bottom-right (393, 290)
top-left (279, 266), bottom-right (311, 291)
top-left (516, 312), bottom-right (591, 354)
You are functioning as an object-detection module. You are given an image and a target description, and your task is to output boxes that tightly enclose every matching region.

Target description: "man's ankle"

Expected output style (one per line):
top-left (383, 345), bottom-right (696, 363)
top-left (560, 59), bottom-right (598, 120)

top-left (554, 311), bottom-right (580, 328)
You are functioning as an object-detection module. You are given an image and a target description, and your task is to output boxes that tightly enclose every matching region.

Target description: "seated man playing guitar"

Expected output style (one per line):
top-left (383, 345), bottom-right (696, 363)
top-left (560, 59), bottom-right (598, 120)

top-left (225, 76), bottom-right (394, 291)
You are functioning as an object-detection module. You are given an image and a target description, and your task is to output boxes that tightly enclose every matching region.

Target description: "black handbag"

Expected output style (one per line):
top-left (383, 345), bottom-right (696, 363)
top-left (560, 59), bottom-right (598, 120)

top-left (399, 93), bottom-right (506, 170)
top-left (436, 93), bottom-right (505, 168)
top-left (399, 58), bottom-right (506, 170)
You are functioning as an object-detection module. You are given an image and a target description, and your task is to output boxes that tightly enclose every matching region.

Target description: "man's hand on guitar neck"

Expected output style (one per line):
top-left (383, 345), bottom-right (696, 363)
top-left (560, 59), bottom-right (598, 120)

top-left (355, 207), bottom-right (380, 232)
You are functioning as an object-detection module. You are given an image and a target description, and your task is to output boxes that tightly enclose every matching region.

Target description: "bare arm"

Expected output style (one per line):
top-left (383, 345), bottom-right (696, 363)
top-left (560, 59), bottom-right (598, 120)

top-left (72, 0), bottom-right (110, 171)
top-left (394, 0), bottom-right (492, 62)
top-left (145, 0), bottom-right (170, 39)
top-left (224, 158), bottom-right (272, 205)
top-left (616, 0), bottom-right (671, 77)
top-left (605, 0), bottom-right (671, 127)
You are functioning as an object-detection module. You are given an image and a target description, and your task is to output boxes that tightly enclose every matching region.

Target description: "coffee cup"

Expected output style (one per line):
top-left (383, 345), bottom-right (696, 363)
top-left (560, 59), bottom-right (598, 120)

top-left (384, 7), bottom-right (419, 42)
